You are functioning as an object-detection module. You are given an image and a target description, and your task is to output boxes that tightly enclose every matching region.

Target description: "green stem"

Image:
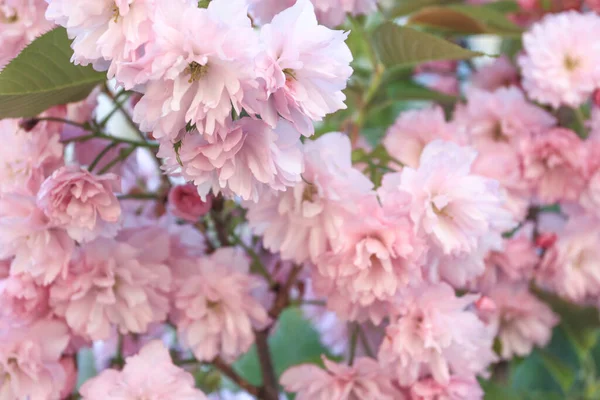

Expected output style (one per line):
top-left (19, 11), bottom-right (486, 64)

top-left (230, 232), bottom-right (275, 287)
top-left (358, 326), bottom-right (375, 358)
top-left (348, 324), bottom-right (360, 366)
top-left (98, 146), bottom-right (136, 174)
top-left (117, 193), bottom-right (161, 201)
top-left (88, 142), bottom-right (119, 172)
top-left (573, 107), bottom-right (588, 139)
top-left (35, 117), bottom-right (88, 129)
top-left (64, 132), bottom-right (158, 148)
top-left (99, 91), bottom-right (132, 127)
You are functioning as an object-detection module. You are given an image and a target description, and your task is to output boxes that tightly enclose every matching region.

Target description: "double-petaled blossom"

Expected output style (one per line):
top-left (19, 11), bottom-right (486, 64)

top-left (471, 56), bottom-right (519, 92)
top-left (537, 216), bottom-right (600, 302)
top-left (159, 118), bottom-right (304, 202)
top-left (410, 376), bottom-right (484, 400)
top-left (81, 341), bottom-right (207, 400)
top-left (521, 128), bottom-right (589, 204)
top-left (281, 356), bottom-right (402, 400)
top-left (486, 283), bottom-right (559, 360)
top-left (50, 228), bottom-right (172, 340)
top-left (0, 119), bottom-right (63, 195)
top-left (45, 0), bottom-right (164, 83)
top-left (0, 0), bottom-right (54, 68)
top-left (518, 11), bottom-right (600, 108)
top-left (0, 318), bottom-right (70, 400)
top-left (316, 194), bottom-right (425, 307)
top-left (0, 273), bottom-right (49, 324)
top-left (380, 141), bottom-right (515, 259)
top-left (37, 165), bottom-right (121, 243)
top-left (255, 0), bottom-right (353, 136)
top-left (379, 283), bottom-right (496, 386)
top-left (0, 194), bottom-right (74, 285)
top-left (172, 247), bottom-right (270, 362)
top-left (132, 0), bottom-right (260, 140)
top-left (245, 132), bottom-right (373, 264)
top-left (383, 106), bottom-right (458, 169)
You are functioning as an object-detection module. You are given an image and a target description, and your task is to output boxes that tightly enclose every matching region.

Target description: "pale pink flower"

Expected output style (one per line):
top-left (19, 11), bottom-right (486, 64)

top-left (471, 56), bottom-right (519, 91)
top-left (537, 216), bottom-right (600, 302)
top-left (0, 119), bottom-right (63, 195)
top-left (255, 0), bottom-right (353, 136)
top-left (454, 87), bottom-right (556, 148)
top-left (0, 194), bottom-right (74, 285)
top-left (245, 132), bottom-right (373, 264)
top-left (487, 283), bottom-right (558, 359)
top-left (81, 340), bottom-right (207, 400)
top-left (50, 230), bottom-right (172, 341)
top-left (281, 356), bottom-right (402, 400)
top-left (581, 168), bottom-right (600, 216)
top-left (381, 141), bottom-right (515, 257)
top-left (172, 248), bottom-right (270, 362)
top-left (168, 184), bottom-right (213, 222)
top-left (316, 195), bottom-right (424, 306)
top-left (0, 0), bottom-right (54, 68)
top-left (160, 118), bottom-right (303, 202)
top-left (379, 283), bottom-right (496, 385)
top-left (59, 356), bottom-right (78, 399)
top-left (0, 318), bottom-right (70, 400)
top-left (132, 0), bottom-right (260, 140)
top-left (424, 245), bottom-right (490, 289)
top-left (315, 282), bottom-right (393, 324)
top-left (383, 106), bottom-right (456, 169)
top-left (0, 273), bottom-right (49, 324)
top-left (518, 11), bottom-right (600, 108)
top-left (45, 0), bottom-right (160, 84)
top-left (37, 165), bottom-right (121, 243)
top-left (411, 376), bottom-right (484, 400)
top-left (521, 128), bottom-right (589, 203)
top-left (247, 0), bottom-right (295, 25)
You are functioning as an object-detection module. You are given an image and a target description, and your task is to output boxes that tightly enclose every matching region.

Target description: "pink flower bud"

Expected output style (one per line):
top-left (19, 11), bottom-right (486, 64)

top-left (168, 183), bottom-right (213, 222)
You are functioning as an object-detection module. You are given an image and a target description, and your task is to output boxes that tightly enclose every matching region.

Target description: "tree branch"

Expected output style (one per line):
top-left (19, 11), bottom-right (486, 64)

top-left (254, 329), bottom-right (279, 400)
top-left (212, 357), bottom-right (260, 397)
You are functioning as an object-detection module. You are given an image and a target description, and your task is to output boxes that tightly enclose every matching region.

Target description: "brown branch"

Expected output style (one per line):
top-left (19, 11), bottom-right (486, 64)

top-left (254, 329), bottom-right (279, 400)
top-left (213, 357), bottom-right (260, 397)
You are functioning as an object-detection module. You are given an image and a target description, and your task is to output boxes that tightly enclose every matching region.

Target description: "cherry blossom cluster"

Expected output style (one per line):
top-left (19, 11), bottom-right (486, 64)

top-left (2, 0), bottom-right (600, 399)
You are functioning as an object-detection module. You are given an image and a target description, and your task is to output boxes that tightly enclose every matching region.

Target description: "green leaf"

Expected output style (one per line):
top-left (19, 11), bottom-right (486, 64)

top-left (408, 4), bottom-right (522, 36)
top-left (373, 22), bottom-right (487, 69)
top-left (538, 350), bottom-right (576, 393)
top-left (234, 309), bottom-right (335, 386)
top-left (76, 347), bottom-right (97, 389)
top-left (389, 0), bottom-right (455, 18)
top-left (0, 27), bottom-right (105, 118)
top-left (483, 0), bottom-right (520, 13)
top-left (481, 380), bottom-right (525, 400)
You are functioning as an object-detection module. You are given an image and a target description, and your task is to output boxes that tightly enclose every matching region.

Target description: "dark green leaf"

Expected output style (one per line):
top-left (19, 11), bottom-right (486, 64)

top-left (538, 351), bottom-right (576, 393)
top-left (373, 22), bottom-right (487, 69)
top-left (482, 380), bottom-right (525, 400)
top-left (483, 0), bottom-right (520, 13)
top-left (0, 28), bottom-right (105, 118)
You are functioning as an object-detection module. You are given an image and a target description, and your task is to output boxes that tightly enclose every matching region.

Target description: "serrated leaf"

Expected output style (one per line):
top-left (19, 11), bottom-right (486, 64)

top-left (408, 5), bottom-right (522, 36)
top-left (373, 22), bottom-right (487, 69)
top-left (0, 27), bottom-right (105, 118)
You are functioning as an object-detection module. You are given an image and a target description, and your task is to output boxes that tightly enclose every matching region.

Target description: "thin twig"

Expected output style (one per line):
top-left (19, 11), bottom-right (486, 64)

top-left (348, 324), bottom-right (360, 366)
top-left (254, 329), bottom-right (279, 400)
top-left (88, 142), bottom-right (118, 172)
top-left (358, 325), bottom-right (375, 358)
top-left (213, 357), bottom-right (260, 397)
top-left (98, 146), bottom-right (136, 174)
top-left (117, 193), bottom-right (161, 201)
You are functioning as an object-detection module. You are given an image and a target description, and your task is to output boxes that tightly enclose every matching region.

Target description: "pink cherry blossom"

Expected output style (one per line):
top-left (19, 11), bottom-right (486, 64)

top-left (281, 356), bottom-right (402, 400)
top-left (383, 106), bottom-right (457, 169)
top-left (160, 118), bottom-right (303, 202)
top-left (454, 87), bottom-right (556, 148)
top-left (380, 141), bottom-right (515, 257)
top-left (521, 128), bottom-right (589, 203)
top-left (316, 194), bottom-right (424, 306)
top-left (0, 118), bottom-right (63, 195)
top-left (50, 229), bottom-right (172, 341)
top-left (471, 56), bottom-right (519, 91)
top-left (0, 273), bottom-right (49, 324)
top-left (0, 194), bottom-right (74, 285)
top-left (172, 247), bottom-right (270, 362)
top-left (245, 132), bottom-right (373, 264)
top-left (487, 283), bottom-right (559, 359)
top-left (537, 216), bottom-right (600, 302)
top-left (518, 11), bottom-right (600, 108)
top-left (410, 376), bottom-right (484, 400)
top-left (132, 0), bottom-right (260, 140)
top-left (379, 283), bottom-right (496, 385)
top-left (168, 183), bottom-right (213, 222)
top-left (0, 318), bottom-right (70, 400)
top-left (0, 0), bottom-right (54, 68)
top-left (81, 340), bottom-right (207, 400)
top-left (255, 0), bottom-right (353, 136)
top-left (37, 165), bottom-right (121, 243)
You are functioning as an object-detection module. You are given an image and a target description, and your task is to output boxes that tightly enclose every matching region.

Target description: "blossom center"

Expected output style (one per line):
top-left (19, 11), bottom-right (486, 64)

top-left (492, 123), bottom-right (508, 142)
top-left (0, 7), bottom-right (17, 23)
top-left (563, 54), bottom-right (580, 72)
top-left (302, 183), bottom-right (318, 203)
top-left (111, 3), bottom-right (120, 22)
top-left (283, 68), bottom-right (297, 80)
top-left (185, 62), bottom-right (209, 83)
